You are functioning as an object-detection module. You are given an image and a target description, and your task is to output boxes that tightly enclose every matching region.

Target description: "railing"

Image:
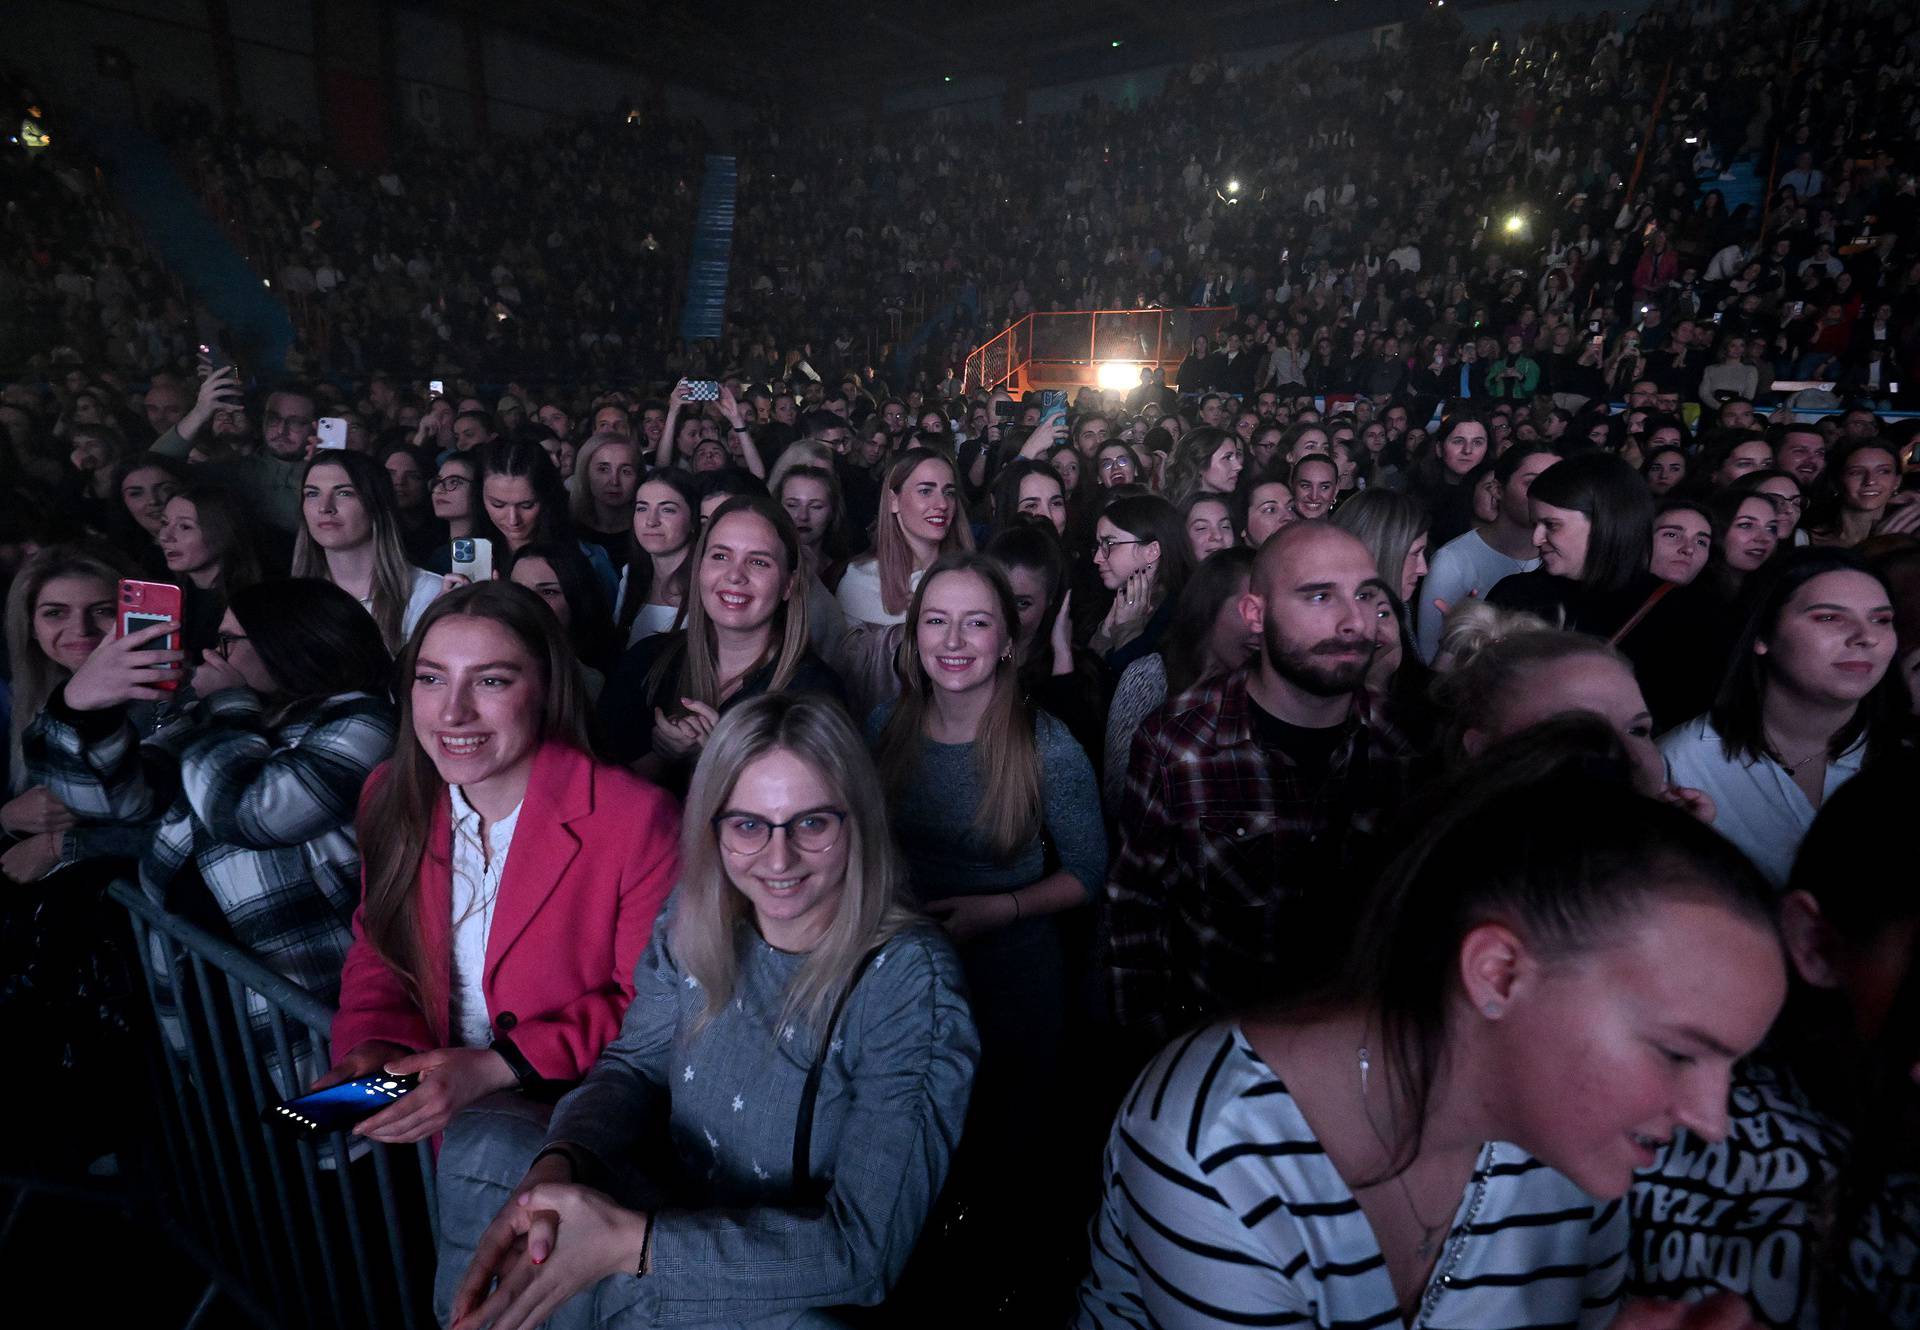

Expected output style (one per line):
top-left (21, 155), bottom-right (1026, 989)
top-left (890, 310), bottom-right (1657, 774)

top-left (102, 881), bottom-right (438, 1330)
top-left (963, 306), bottom-right (1238, 395)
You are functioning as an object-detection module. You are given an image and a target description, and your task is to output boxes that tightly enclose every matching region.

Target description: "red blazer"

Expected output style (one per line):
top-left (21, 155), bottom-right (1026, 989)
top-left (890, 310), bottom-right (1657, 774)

top-left (331, 740), bottom-right (679, 1081)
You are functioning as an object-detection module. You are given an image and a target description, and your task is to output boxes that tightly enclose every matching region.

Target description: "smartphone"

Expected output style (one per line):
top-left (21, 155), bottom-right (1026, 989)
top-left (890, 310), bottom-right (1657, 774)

top-left (1712, 311), bottom-right (1724, 324)
top-left (994, 400), bottom-right (1019, 421)
top-left (197, 341), bottom-right (232, 374)
top-left (264, 1073), bottom-right (419, 1136)
top-left (1791, 302), bottom-right (1806, 318)
top-left (316, 417), bottom-right (348, 450)
top-left (1590, 335), bottom-right (1606, 353)
top-left (1035, 389), bottom-right (1068, 441)
top-left (117, 580), bottom-right (183, 691)
top-left (429, 379), bottom-right (445, 398)
top-left (451, 537), bottom-right (493, 584)
top-left (684, 380), bottom-right (721, 402)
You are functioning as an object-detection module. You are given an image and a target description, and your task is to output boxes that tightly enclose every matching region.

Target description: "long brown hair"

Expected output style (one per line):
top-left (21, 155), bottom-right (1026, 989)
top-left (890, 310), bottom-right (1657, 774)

top-left (291, 450), bottom-right (418, 649)
top-left (646, 496), bottom-right (811, 708)
top-left (870, 448), bottom-right (972, 614)
top-left (355, 582), bottom-right (593, 1009)
top-left (876, 551), bottom-right (1041, 857)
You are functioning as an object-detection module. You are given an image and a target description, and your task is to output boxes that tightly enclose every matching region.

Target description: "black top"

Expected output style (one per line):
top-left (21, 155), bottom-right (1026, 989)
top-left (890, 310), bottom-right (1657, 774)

top-left (1484, 568), bottom-right (1723, 732)
top-left (597, 630), bottom-right (848, 788)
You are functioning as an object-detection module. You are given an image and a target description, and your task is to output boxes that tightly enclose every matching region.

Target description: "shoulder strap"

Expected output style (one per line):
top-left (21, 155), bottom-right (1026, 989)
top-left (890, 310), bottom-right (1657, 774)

top-left (1608, 580), bottom-right (1677, 646)
top-left (791, 944), bottom-right (887, 1195)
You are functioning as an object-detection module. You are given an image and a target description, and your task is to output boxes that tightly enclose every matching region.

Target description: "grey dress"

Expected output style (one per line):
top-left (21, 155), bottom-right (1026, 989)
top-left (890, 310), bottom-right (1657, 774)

top-left (436, 911), bottom-right (978, 1329)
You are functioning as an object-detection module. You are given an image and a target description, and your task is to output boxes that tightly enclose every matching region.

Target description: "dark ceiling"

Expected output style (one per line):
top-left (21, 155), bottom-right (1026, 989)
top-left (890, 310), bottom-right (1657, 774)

top-left (442, 0), bottom-right (1457, 105)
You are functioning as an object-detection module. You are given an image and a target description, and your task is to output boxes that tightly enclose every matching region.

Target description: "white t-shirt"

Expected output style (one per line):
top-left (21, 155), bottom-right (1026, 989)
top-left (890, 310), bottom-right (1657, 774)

top-left (447, 785), bottom-right (522, 1049)
top-left (1659, 714), bottom-right (1866, 888)
top-left (1416, 529), bottom-right (1540, 662)
top-left (356, 567), bottom-right (443, 647)
top-left (834, 559), bottom-right (923, 628)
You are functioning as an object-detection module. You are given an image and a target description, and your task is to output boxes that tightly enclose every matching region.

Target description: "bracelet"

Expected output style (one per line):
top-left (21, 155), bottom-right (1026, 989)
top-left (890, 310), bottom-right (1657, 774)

top-left (1008, 892), bottom-right (1022, 922)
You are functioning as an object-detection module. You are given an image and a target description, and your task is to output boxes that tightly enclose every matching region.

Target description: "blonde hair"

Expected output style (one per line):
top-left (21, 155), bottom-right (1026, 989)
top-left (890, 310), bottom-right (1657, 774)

top-left (673, 694), bottom-right (920, 1039)
top-left (291, 450), bottom-right (418, 650)
top-left (1430, 600), bottom-right (1553, 674)
top-left (648, 496), bottom-right (811, 708)
top-left (5, 544), bottom-right (131, 788)
top-left (568, 432), bottom-right (640, 527)
top-left (869, 448), bottom-right (972, 614)
top-left (1433, 627), bottom-right (1629, 760)
top-left (767, 439), bottom-right (836, 494)
top-left (877, 552), bottom-right (1041, 856)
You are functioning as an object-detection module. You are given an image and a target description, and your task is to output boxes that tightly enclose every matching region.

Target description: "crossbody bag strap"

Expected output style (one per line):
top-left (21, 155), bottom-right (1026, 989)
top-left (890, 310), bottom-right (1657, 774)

top-left (791, 944), bottom-right (886, 1194)
top-left (1609, 580), bottom-right (1677, 646)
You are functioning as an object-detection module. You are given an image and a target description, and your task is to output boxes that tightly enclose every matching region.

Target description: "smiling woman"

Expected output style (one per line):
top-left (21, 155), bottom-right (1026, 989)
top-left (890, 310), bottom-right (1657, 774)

top-left (439, 694), bottom-right (976, 1329)
top-left (328, 581), bottom-right (680, 1154)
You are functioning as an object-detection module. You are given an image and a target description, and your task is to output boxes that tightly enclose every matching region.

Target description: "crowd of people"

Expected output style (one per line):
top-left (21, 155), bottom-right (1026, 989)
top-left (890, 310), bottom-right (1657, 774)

top-left (3, 0), bottom-right (1920, 1327)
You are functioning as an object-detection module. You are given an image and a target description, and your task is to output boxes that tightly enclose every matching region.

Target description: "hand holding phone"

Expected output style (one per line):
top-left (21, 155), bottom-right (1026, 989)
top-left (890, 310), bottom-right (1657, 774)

top-left (63, 616), bottom-right (183, 712)
top-left (316, 417), bottom-right (349, 450)
top-left (451, 537), bottom-right (494, 585)
top-left (116, 580), bottom-right (183, 691)
top-left (265, 1073), bottom-right (419, 1136)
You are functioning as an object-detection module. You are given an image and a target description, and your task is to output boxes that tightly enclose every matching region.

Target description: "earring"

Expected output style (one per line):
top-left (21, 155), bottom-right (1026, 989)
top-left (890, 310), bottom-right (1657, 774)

top-left (1482, 1002), bottom-right (1502, 1018)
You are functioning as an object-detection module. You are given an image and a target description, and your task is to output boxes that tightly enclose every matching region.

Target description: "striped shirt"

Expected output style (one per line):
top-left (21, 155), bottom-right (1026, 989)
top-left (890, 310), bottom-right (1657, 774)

top-left (1077, 1023), bottom-right (1627, 1329)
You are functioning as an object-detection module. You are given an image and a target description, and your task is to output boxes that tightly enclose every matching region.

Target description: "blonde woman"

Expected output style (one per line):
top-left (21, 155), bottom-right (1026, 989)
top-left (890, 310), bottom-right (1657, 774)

top-left (444, 694), bottom-right (977, 1328)
top-left (567, 432), bottom-right (642, 563)
top-left (598, 496), bottom-right (845, 793)
top-left (293, 450), bottom-right (441, 650)
top-left (832, 447), bottom-right (971, 719)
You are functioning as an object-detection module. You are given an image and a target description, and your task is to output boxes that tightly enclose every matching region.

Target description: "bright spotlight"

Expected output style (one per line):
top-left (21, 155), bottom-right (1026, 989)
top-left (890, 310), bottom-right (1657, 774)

top-left (1096, 361), bottom-right (1142, 392)
top-left (1226, 179), bottom-right (1241, 195)
top-left (1503, 213), bottom-right (1526, 234)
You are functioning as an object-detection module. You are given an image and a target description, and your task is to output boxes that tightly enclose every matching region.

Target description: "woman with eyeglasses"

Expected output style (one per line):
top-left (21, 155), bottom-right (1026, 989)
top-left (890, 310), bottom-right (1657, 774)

top-left (326, 582), bottom-right (680, 1149)
top-left (425, 452), bottom-right (479, 573)
top-left (1089, 494), bottom-right (1194, 677)
top-left (31, 579), bottom-right (397, 1018)
top-left (443, 694), bottom-right (977, 1328)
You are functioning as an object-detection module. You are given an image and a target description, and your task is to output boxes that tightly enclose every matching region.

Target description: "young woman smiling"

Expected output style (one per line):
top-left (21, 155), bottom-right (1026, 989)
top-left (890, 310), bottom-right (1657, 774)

top-left (872, 552), bottom-right (1104, 1287)
top-left (1181, 492), bottom-right (1237, 562)
top-left (293, 450), bottom-right (443, 651)
top-left (1809, 438), bottom-right (1914, 547)
top-left (599, 496), bottom-right (845, 794)
top-left (442, 695), bottom-right (976, 1328)
top-left (616, 470), bottom-right (700, 646)
top-left (1289, 454), bottom-right (1341, 522)
top-left (833, 447), bottom-right (971, 720)
top-left (1486, 452), bottom-right (1712, 729)
top-left (1079, 736), bottom-right (1786, 1330)
top-left (326, 582), bottom-right (680, 1147)
top-left (1660, 549), bottom-right (1903, 886)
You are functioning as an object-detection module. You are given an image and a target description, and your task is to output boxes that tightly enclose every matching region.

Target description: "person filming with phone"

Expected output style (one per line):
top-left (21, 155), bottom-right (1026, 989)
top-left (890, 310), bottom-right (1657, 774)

top-left (26, 578), bottom-right (398, 1030)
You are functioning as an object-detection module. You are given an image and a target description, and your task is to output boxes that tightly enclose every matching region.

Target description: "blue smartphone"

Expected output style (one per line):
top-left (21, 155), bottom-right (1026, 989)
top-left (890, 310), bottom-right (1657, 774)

top-left (1035, 390), bottom-right (1068, 441)
top-left (264, 1073), bottom-right (418, 1135)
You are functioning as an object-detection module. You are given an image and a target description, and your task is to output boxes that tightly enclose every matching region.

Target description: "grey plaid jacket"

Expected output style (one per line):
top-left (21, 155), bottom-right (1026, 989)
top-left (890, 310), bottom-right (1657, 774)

top-left (30, 685), bottom-right (397, 1013)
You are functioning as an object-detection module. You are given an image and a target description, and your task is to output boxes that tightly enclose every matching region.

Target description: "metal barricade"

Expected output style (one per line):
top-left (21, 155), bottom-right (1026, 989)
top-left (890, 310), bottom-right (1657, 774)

top-left (108, 881), bottom-right (438, 1330)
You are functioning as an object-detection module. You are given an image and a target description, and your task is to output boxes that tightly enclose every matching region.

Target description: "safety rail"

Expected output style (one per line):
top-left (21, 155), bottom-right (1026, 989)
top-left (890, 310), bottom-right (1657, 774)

top-left (106, 880), bottom-right (438, 1330)
top-left (963, 306), bottom-right (1238, 396)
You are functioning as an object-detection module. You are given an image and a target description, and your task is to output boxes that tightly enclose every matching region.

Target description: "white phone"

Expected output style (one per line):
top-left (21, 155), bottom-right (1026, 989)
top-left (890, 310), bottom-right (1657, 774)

top-left (451, 537), bottom-right (493, 584)
top-left (316, 417), bottom-right (348, 450)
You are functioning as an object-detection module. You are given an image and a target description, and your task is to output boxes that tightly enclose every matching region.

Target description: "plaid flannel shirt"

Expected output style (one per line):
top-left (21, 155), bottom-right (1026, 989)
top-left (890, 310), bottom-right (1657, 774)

top-left (1102, 668), bottom-right (1412, 1042)
top-left (29, 686), bottom-right (396, 1087)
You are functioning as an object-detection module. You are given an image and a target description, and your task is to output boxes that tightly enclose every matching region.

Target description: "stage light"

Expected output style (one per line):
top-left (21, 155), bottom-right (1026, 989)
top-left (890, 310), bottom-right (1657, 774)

top-left (1503, 213), bottom-right (1526, 234)
top-left (1097, 361), bottom-right (1142, 391)
top-left (1226, 179), bottom-right (1241, 194)
top-left (1112, 40), bottom-right (1122, 47)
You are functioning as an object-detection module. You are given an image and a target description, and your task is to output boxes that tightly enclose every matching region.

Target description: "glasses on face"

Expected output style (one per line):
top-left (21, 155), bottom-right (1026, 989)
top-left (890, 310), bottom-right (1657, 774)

top-left (712, 809), bottom-right (847, 855)
top-left (214, 631), bottom-right (249, 659)
top-left (1095, 536), bottom-right (1143, 556)
top-left (431, 476), bottom-right (471, 493)
top-left (1770, 494), bottom-right (1806, 511)
top-left (265, 412), bottom-right (313, 434)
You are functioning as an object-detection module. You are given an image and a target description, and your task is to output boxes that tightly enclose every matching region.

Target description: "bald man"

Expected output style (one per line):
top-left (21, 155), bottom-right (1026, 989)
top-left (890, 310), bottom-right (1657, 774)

top-left (1102, 523), bottom-right (1415, 1043)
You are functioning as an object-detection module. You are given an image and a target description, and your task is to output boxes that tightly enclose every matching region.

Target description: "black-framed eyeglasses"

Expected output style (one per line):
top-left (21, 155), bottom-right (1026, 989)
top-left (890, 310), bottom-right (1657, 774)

top-left (215, 631), bottom-right (249, 659)
top-left (431, 476), bottom-right (471, 492)
top-left (712, 809), bottom-right (847, 855)
top-left (1095, 536), bottom-right (1143, 555)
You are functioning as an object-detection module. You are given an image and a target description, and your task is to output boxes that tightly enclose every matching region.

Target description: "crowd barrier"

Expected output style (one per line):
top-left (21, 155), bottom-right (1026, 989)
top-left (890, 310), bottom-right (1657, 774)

top-left (107, 880), bottom-right (438, 1330)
